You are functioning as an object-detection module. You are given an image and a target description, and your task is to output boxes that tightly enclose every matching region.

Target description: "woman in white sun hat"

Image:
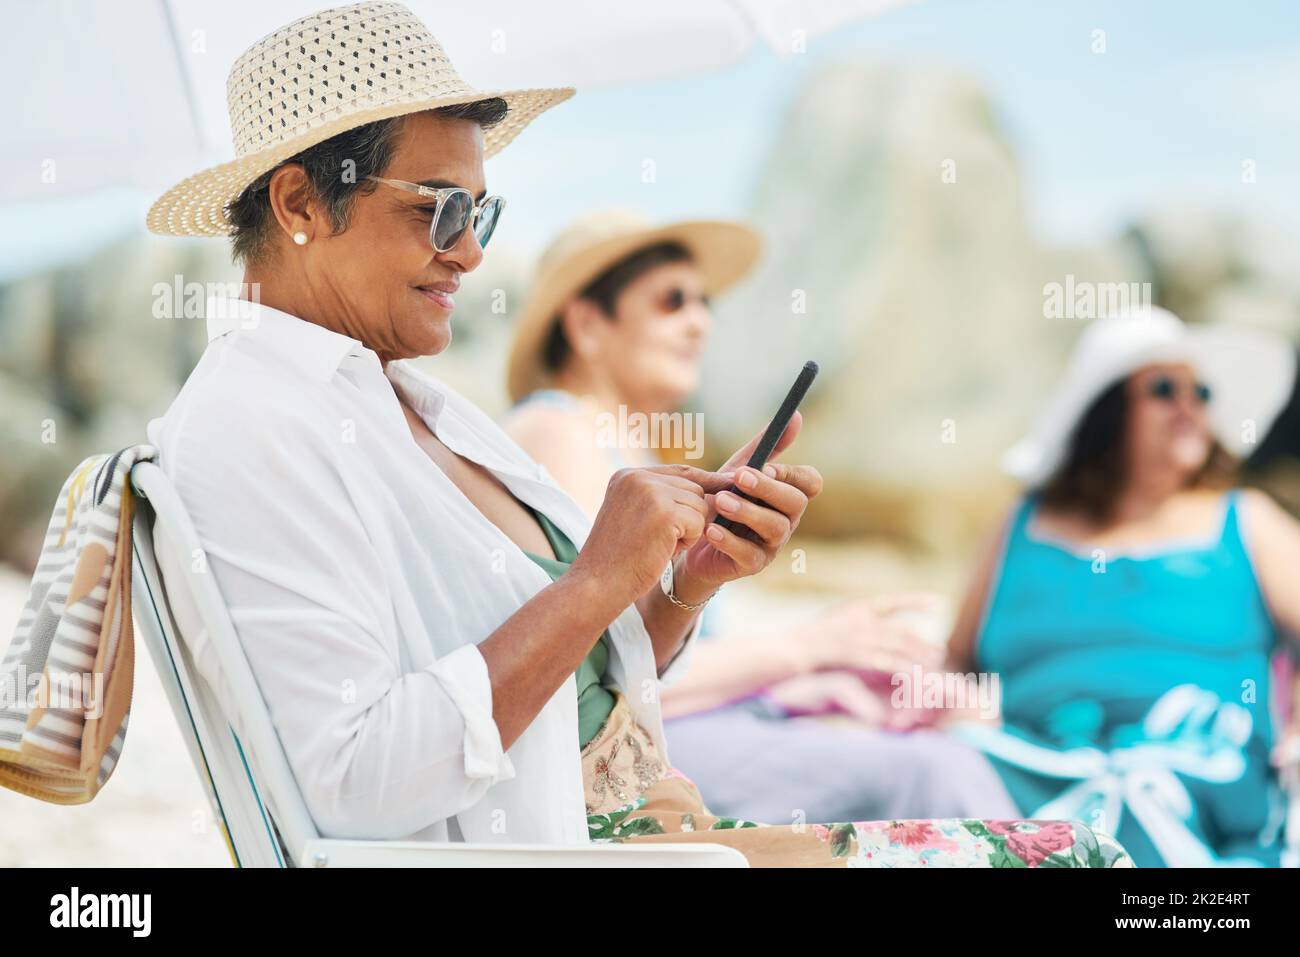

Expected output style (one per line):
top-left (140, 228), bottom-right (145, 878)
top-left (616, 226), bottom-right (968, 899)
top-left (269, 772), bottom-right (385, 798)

top-left (502, 209), bottom-right (1025, 828)
top-left (945, 305), bottom-right (1300, 867)
top-left (143, 2), bottom-right (1130, 866)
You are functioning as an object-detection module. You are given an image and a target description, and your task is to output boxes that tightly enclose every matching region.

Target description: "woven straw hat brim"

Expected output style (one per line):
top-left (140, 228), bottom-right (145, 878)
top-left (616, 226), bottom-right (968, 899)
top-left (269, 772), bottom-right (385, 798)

top-left (506, 220), bottom-right (762, 404)
top-left (146, 85), bottom-right (573, 237)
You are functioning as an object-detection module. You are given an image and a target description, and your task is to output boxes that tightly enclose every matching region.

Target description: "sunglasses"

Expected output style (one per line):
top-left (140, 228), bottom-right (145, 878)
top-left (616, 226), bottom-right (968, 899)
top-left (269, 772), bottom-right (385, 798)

top-left (658, 288), bottom-right (711, 312)
top-left (367, 175), bottom-right (506, 252)
top-left (1145, 375), bottom-right (1212, 404)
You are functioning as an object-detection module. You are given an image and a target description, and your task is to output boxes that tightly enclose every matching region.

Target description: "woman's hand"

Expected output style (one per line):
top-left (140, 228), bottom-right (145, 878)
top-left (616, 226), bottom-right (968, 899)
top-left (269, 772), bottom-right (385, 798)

top-left (796, 593), bottom-right (948, 675)
top-left (765, 671), bottom-right (890, 724)
top-left (570, 463), bottom-right (736, 611)
top-left (759, 594), bottom-right (948, 728)
top-left (678, 411), bottom-right (822, 592)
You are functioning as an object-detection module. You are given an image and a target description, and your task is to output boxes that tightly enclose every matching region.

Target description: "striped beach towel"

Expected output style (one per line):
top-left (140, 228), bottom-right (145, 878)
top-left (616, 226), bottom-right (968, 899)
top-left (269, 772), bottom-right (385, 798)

top-left (0, 445), bottom-right (155, 803)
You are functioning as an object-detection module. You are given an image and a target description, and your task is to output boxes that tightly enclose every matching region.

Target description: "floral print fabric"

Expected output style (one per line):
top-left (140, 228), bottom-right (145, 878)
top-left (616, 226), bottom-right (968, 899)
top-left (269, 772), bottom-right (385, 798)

top-left (583, 693), bottom-right (1134, 867)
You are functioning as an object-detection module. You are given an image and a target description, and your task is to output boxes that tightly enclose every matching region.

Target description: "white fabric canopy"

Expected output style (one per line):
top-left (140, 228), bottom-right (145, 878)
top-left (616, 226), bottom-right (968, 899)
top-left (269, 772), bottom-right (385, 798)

top-left (1, 0), bottom-right (912, 203)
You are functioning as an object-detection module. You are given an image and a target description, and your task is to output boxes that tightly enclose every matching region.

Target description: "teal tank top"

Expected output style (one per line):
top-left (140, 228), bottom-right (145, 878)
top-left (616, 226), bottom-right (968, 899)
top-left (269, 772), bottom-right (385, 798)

top-left (973, 489), bottom-right (1283, 865)
top-left (978, 490), bottom-right (1277, 747)
top-left (517, 503), bottom-right (616, 749)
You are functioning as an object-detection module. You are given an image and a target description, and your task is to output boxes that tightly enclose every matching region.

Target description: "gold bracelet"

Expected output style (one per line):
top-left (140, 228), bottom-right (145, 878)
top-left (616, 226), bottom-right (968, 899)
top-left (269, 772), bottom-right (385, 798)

top-left (659, 560), bottom-right (716, 612)
top-left (663, 588), bottom-right (715, 612)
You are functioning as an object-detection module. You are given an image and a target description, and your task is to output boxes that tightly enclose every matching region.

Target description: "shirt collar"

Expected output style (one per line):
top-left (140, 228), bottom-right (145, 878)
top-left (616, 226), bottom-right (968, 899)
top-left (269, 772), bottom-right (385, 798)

top-left (205, 296), bottom-right (378, 384)
top-left (384, 359), bottom-right (448, 430)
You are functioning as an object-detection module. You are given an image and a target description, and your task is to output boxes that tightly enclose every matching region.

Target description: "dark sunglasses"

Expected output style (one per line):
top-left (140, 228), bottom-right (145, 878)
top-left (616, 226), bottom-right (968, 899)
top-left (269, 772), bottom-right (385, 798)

top-left (367, 175), bottom-right (506, 252)
top-left (1146, 375), bottom-right (1212, 404)
top-left (658, 287), bottom-right (711, 312)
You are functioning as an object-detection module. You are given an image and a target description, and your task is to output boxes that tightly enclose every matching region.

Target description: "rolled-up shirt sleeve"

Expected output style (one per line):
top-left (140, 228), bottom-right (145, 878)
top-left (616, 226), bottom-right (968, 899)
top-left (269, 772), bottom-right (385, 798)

top-left (426, 643), bottom-right (511, 782)
top-left (166, 399), bottom-right (513, 840)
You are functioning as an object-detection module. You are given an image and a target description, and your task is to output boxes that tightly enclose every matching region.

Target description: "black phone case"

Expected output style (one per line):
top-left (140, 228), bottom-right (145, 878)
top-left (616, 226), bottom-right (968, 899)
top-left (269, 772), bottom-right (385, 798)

top-left (713, 361), bottom-right (818, 536)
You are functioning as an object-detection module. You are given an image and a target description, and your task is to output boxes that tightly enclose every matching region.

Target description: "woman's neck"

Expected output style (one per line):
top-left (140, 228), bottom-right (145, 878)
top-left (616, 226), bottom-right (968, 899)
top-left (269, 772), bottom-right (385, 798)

top-left (1109, 466), bottom-right (1190, 526)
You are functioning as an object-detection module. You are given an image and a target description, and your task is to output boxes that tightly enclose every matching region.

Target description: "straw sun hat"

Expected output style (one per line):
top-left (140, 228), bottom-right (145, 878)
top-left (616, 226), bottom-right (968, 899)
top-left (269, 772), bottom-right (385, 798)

top-left (506, 210), bottom-right (762, 403)
top-left (1003, 306), bottom-right (1297, 487)
top-left (146, 1), bottom-right (574, 236)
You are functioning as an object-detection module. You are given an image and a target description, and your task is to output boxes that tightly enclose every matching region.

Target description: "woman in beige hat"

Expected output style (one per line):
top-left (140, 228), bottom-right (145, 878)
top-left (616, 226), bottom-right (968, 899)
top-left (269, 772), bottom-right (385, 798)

top-left (502, 211), bottom-right (1088, 829)
top-left (943, 306), bottom-right (1300, 867)
top-left (143, 2), bottom-right (1129, 867)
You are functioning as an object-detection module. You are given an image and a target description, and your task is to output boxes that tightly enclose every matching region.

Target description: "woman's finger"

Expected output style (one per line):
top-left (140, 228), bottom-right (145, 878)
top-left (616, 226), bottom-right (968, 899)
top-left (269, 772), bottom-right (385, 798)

top-left (868, 591), bottom-right (945, 617)
top-left (728, 465), bottom-right (808, 520)
top-left (763, 461), bottom-right (823, 500)
top-left (652, 474), bottom-right (706, 497)
top-left (671, 498), bottom-right (706, 543)
top-left (828, 678), bottom-right (890, 724)
top-left (703, 518), bottom-right (769, 573)
top-left (671, 488), bottom-right (709, 520)
top-left (645, 463), bottom-right (736, 493)
top-left (713, 489), bottom-right (792, 548)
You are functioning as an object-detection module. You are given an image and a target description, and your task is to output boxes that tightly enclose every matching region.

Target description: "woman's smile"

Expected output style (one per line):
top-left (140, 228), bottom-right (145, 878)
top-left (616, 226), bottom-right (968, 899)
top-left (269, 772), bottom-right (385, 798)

top-left (415, 283), bottom-right (456, 311)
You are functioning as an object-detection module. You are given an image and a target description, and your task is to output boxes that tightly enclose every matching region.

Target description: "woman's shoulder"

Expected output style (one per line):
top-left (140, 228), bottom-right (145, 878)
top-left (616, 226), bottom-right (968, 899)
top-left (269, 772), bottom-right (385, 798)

top-left (1235, 485), bottom-right (1281, 513)
top-left (511, 388), bottom-right (586, 412)
top-left (998, 492), bottom-right (1041, 537)
top-left (1235, 486), bottom-right (1300, 639)
top-left (1237, 486), bottom-right (1300, 543)
top-left (153, 345), bottom-right (330, 455)
top-left (1174, 486), bottom-right (1246, 533)
top-left (502, 391), bottom-right (598, 450)
top-left (964, 497), bottom-right (1034, 588)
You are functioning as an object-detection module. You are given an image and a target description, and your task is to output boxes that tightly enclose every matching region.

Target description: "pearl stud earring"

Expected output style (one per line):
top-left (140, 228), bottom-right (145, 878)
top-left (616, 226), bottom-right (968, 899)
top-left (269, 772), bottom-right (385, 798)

top-left (293, 231), bottom-right (308, 246)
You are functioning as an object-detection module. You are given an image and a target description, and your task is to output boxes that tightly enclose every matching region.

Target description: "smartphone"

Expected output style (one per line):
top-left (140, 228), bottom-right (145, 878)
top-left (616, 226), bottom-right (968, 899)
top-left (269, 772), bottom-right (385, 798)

top-left (713, 360), bottom-right (818, 535)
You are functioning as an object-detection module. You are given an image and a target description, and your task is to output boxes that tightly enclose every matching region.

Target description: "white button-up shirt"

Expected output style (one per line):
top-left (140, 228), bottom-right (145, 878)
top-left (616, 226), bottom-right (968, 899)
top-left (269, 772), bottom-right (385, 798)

top-left (146, 297), bottom-right (699, 845)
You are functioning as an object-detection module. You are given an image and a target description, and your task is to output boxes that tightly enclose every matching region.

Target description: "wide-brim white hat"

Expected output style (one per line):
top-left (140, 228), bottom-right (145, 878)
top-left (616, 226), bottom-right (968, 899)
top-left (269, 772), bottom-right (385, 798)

top-left (1004, 306), bottom-right (1297, 487)
top-left (146, 2), bottom-right (573, 236)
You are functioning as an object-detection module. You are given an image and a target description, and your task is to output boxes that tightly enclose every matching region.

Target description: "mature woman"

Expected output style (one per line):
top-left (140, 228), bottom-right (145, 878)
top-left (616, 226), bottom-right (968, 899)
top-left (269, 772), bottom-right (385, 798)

top-left (143, 2), bottom-right (1129, 867)
top-left (502, 211), bottom-right (1023, 825)
top-left (946, 307), bottom-right (1300, 867)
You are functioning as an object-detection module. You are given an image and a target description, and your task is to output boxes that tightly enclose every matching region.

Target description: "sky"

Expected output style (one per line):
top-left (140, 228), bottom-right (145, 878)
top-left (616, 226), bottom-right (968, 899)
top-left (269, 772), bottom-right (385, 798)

top-left (480, 0), bottom-right (1300, 251)
top-left (2, 0), bottom-right (1298, 280)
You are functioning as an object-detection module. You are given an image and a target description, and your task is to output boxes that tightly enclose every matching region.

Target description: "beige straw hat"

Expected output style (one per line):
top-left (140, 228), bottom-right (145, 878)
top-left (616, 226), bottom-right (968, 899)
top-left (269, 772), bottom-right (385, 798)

top-left (505, 210), bottom-right (762, 403)
top-left (146, 1), bottom-right (574, 236)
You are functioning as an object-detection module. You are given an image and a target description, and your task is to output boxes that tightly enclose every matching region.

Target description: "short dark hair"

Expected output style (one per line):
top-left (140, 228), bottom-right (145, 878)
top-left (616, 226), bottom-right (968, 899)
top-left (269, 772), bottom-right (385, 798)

top-left (541, 241), bottom-right (694, 373)
top-left (227, 97), bottom-right (509, 266)
top-left (1038, 377), bottom-right (1236, 522)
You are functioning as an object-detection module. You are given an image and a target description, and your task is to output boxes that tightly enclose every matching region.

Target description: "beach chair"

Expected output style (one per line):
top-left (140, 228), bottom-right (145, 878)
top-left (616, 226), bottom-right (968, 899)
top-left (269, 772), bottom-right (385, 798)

top-left (128, 459), bottom-right (746, 868)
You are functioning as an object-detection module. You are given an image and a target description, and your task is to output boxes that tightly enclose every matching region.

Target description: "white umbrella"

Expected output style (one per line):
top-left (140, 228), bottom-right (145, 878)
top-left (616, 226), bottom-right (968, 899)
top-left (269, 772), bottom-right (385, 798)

top-left (1, 0), bottom-right (913, 204)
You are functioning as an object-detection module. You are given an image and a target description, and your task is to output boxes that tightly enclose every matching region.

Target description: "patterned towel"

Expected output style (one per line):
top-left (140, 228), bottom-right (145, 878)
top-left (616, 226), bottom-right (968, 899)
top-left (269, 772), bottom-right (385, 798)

top-left (0, 445), bottom-right (156, 803)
